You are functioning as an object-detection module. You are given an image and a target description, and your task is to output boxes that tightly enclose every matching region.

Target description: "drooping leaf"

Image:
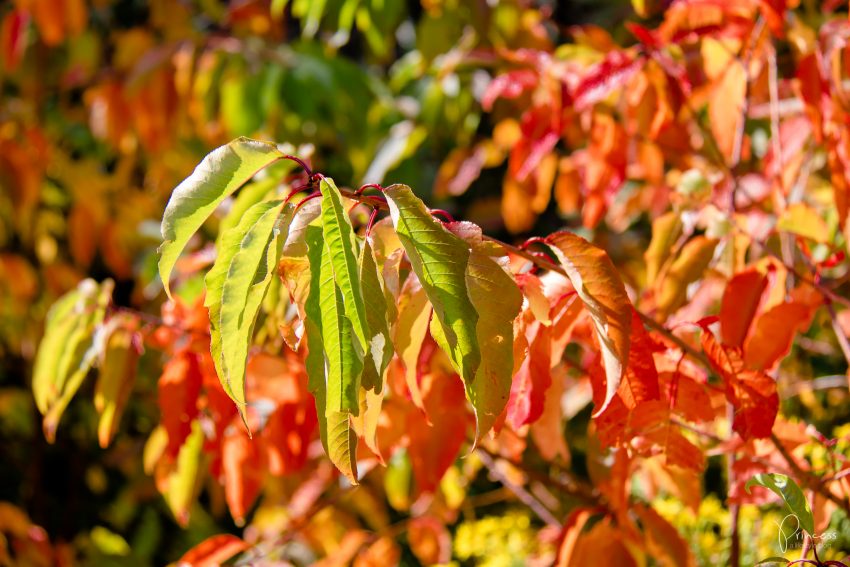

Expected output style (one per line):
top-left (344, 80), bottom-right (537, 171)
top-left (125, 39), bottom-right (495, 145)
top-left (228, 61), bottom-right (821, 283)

top-left (221, 421), bottom-right (263, 525)
top-left (701, 328), bottom-right (779, 439)
top-left (548, 231), bottom-right (632, 416)
top-left (158, 351), bottom-right (202, 457)
top-left (319, 177), bottom-right (369, 352)
top-left (446, 222), bottom-right (522, 440)
top-left (743, 299), bottom-right (819, 370)
top-left (358, 237), bottom-right (392, 393)
top-left (746, 473), bottom-right (814, 535)
top-left (165, 419), bottom-right (206, 527)
top-left (318, 231), bottom-right (363, 416)
top-left (392, 276), bottom-right (431, 409)
top-left (158, 138), bottom-right (283, 299)
top-left (33, 279), bottom-right (114, 442)
top-left (93, 316), bottom-right (140, 449)
top-left (656, 236), bottom-right (717, 317)
top-left (384, 184), bottom-right (480, 387)
top-left (206, 200), bottom-right (292, 405)
top-left (303, 226), bottom-right (358, 483)
top-left (218, 200), bottom-right (286, 419)
top-left (644, 212), bottom-right (682, 283)
top-left (720, 269), bottom-right (767, 347)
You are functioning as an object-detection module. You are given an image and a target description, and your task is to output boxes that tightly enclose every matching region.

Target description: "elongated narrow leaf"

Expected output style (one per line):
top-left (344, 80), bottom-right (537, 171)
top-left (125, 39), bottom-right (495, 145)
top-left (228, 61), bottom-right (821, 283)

top-left (318, 237), bottom-right (363, 415)
top-left (548, 231), bottom-right (631, 417)
top-left (393, 277), bottom-right (431, 409)
top-left (159, 138), bottom-right (284, 298)
top-left (207, 201), bottom-right (292, 398)
top-left (384, 184), bottom-right (480, 385)
top-left (319, 177), bottom-right (369, 352)
top-left (303, 227), bottom-right (358, 483)
top-left (746, 473), bottom-right (814, 535)
top-left (219, 200), bottom-right (287, 418)
top-left (447, 222), bottom-right (522, 441)
top-left (94, 316), bottom-right (140, 449)
top-left (33, 279), bottom-right (114, 442)
top-left (359, 237), bottom-right (392, 393)
top-left (166, 419), bottom-right (206, 527)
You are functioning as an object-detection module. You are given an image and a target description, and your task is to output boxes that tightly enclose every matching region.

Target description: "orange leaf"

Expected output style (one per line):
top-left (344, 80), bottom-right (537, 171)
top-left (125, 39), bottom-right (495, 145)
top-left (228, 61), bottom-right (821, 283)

top-left (158, 351), bottom-right (202, 457)
top-left (506, 320), bottom-right (552, 428)
top-left (634, 503), bottom-right (695, 567)
top-left (408, 516), bottom-right (451, 565)
top-left (221, 421), bottom-right (264, 525)
top-left (710, 61), bottom-right (747, 164)
top-left (701, 329), bottom-right (779, 439)
top-left (548, 231), bottom-right (632, 416)
top-left (743, 299), bottom-right (818, 370)
top-left (556, 507), bottom-right (599, 567)
top-left (406, 371), bottom-right (470, 494)
top-left (178, 534), bottom-right (248, 567)
top-left (720, 269), bottom-right (767, 347)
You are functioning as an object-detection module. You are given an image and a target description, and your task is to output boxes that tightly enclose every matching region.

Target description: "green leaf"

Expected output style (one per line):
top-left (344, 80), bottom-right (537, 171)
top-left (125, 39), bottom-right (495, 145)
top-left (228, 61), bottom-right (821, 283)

top-left (547, 231), bottom-right (631, 417)
top-left (447, 222), bottom-right (522, 441)
top-left (359, 237), bottom-right (392, 393)
top-left (33, 279), bottom-right (114, 442)
top-left (159, 137), bottom-right (284, 299)
top-left (318, 177), bottom-right (369, 353)
top-left (206, 200), bottom-right (291, 406)
top-left (166, 419), bottom-right (206, 527)
top-left (384, 184), bottom-right (480, 386)
top-left (318, 235), bottom-right (363, 415)
top-left (746, 473), bottom-right (814, 535)
top-left (303, 226), bottom-right (358, 483)
top-left (218, 200), bottom-right (288, 420)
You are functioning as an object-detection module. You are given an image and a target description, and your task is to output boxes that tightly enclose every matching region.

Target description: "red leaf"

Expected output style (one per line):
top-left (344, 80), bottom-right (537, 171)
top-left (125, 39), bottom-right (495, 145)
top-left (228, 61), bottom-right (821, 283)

top-left (743, 299), bottom-right (819, 370)
top-left (406, 371), bottom-right (470, 494)
top-left (574, 51), bottom-right (645, 111)
top-left (719, 270), bottom-right (767, 347)
top-left (221, 422), bottom-right (263, 525)
top-left (178, 534), bottom-right (248, 567)
top-left (701, 329), bottom-right (779, 439)
top-left (506, 320), bottom-right (552, 429)
top-left (619, 309), bottom-right (661, 408)
top-left (158, 351), bottom-right (202, 457)
top-left (482, 69), bottom-right (539, 111)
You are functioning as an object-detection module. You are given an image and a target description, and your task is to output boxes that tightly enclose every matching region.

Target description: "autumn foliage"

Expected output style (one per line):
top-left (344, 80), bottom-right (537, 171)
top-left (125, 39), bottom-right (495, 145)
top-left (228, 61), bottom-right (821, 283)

top-left (4, 0), bottom-right (850, 566)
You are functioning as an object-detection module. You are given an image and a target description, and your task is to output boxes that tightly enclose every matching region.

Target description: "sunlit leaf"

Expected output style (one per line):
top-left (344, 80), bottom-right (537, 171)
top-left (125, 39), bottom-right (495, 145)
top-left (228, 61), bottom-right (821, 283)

top-left (548, 231), bottom-right (631, 416)
top-left (159, 138), bottom-right (283, 299)
top-left (218, 200), bottom-right (286, 420)
top-left (319, 177), bottom-right (369, 352)
top-left (384, 184), bottom-right (480, 388)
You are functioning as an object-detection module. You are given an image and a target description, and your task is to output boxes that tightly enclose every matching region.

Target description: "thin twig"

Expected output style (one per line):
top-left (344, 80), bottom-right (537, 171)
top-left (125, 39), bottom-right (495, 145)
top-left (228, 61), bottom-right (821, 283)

top-left (476, 449), bottom-right (562, 527)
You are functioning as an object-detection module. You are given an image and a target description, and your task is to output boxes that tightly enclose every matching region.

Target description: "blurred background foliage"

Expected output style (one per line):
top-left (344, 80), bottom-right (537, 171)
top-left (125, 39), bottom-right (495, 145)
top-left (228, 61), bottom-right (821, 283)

top-left (4, 0), bottom-right (850, 565)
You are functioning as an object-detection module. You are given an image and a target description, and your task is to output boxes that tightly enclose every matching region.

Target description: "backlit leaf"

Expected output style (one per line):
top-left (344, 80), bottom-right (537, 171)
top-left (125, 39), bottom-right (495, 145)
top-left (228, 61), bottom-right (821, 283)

top-left (548, 231), bottom-right (631, 416)
top-left (701, 328), bottom-right (779, 439)
top-left (384, 184), bottom-right (480, 389)
top-left (319, 177), bottom-right (369, 352)
top-left (33, 279), bottom-right (114, 442)
top-left (446, 222), bottom-right (522, 441)
top-left (720, 270), bottom-right (767, 347)
top-left (218, 200), bottom-right (286, 419)
top-left (159, 138), bottom-right (283, 299)
top-left (93, 316), bottom-right (140, 449)
top-left (303, 226), bottom-right (358, 483)
top-left (358, 237), bottom-right (392, 393)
